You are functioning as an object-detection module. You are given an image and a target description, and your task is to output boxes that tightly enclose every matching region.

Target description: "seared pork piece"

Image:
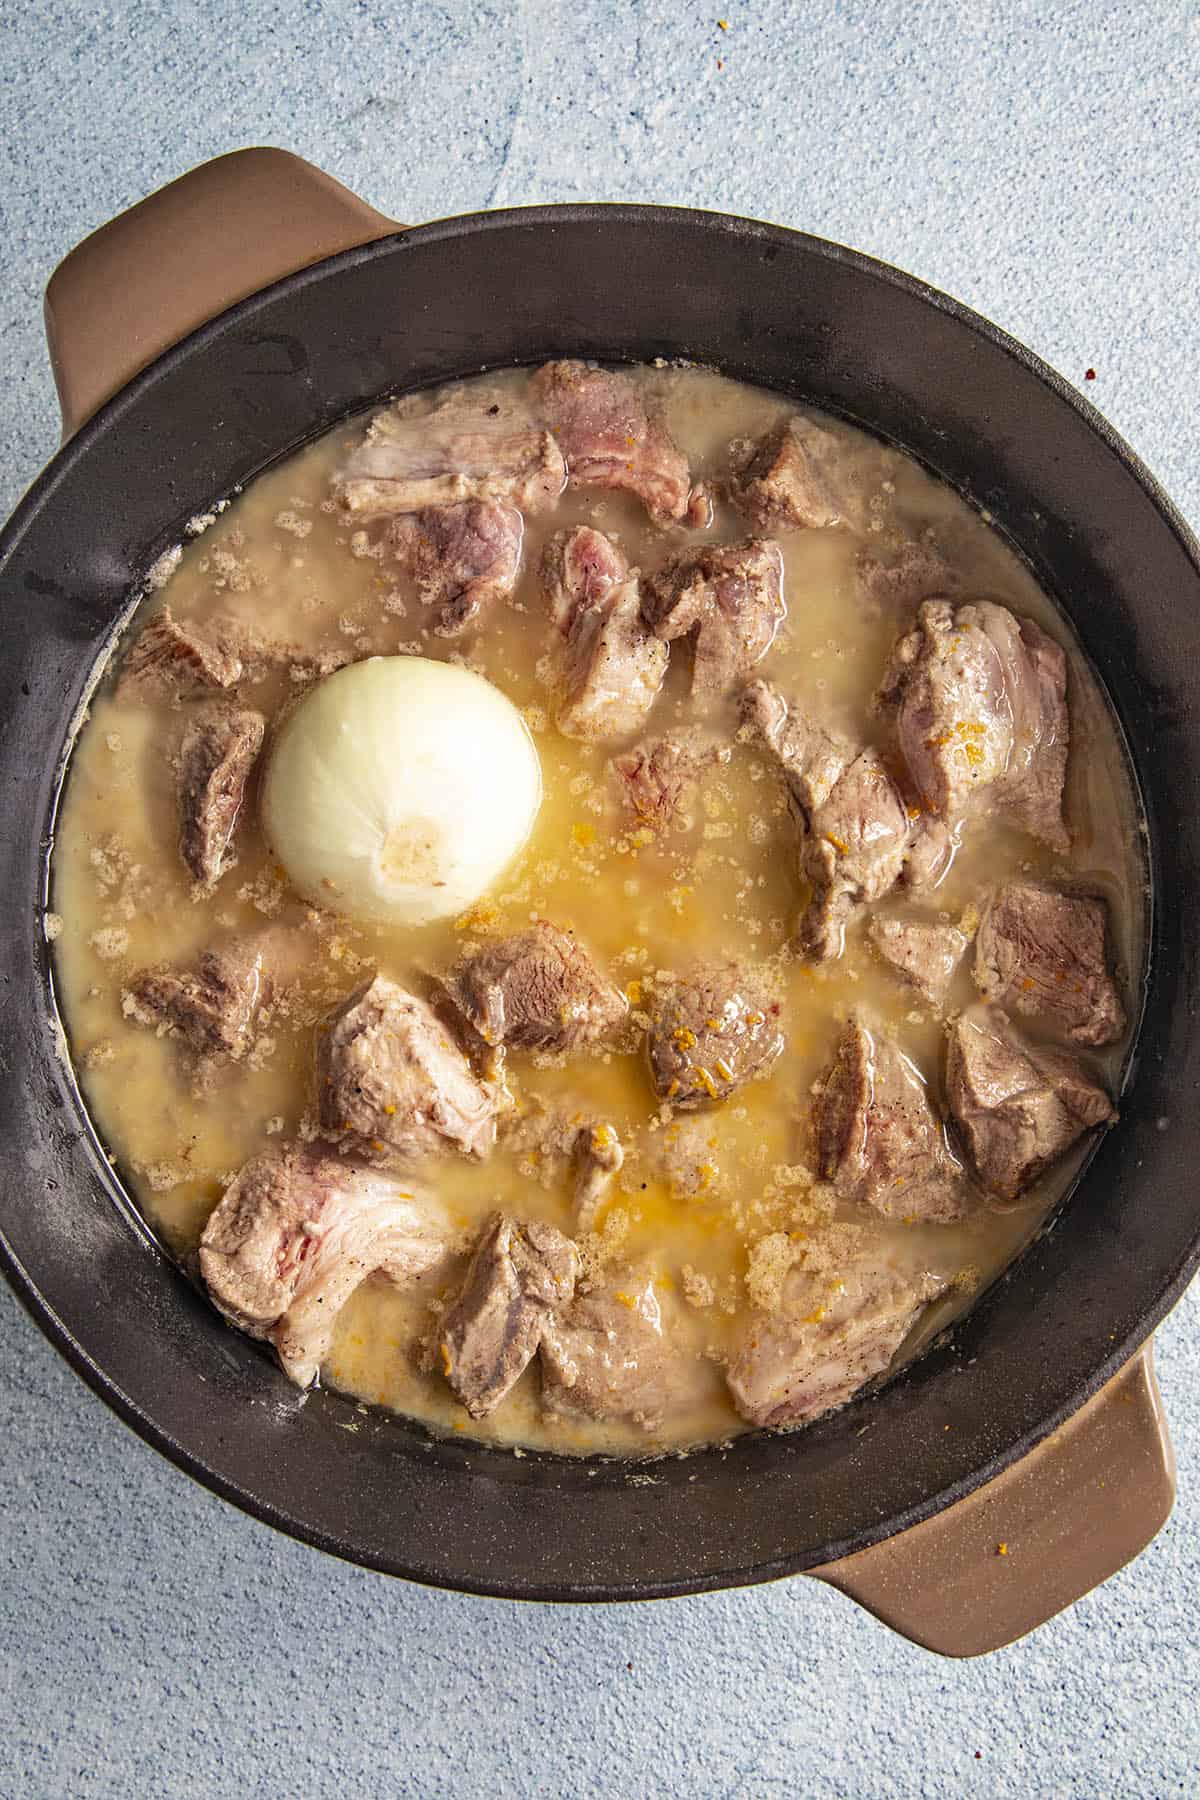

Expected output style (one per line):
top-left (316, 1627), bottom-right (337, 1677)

top-left (543, 520), bottom-right (627, 632)
top-left (946, 1003), bottom-right (1115, 1203)
top-left (126, 608), bottom-right (350, 699)
top-left (611, 730), bottom-right (730, 833)
top-left (727, 1245), bottom-right (948, 1429)
top-left (900, 813), bottom-right (955, 892)
top-left (124, 941), bottom-right (266, 1062)
top-left (200, 1142), bottom-right (447, 1387)
top-left (743, 679), bottom-right (909, 960)
top-left (877, 599), bottom-right (1070, 850)
top-left (857, 540), bottom-right (960, 614)
top-left (647, 963), bottom-right (784, 1109)
top-left (974, 882), bottom-right (1125, 1046)
top-left (446, 920), bottom-right (627, 1054)
top-left (542, 526), bottom-right (668, 739)
top-left (644, 539), bottom-right (786, 698)
top-left (532, 359), bottom-right (692, 523)
top-left (815, 1018), bottom-right (971, 1221)
top-left (439, 1213), bottom-right (580, 1418)
top-left (119, 606), bottom-right (246, 696)
top-left (334, 395), bottom-right (565, 516)
top-left (729, 415), bottom-right (847, 532)
top-left (800, 753), bottom-right (913, 958)
top-left (540, 1275), bottom-right (698, 1429)
top-left (868, 914), bottom-right (967, 1008)
top-left (318, 974), bottom-right (499, 1164)
top-left (386, 499), bottom-right (524, 636)
top-left (178, 705), bottom-right (265, 889)
top-left (560, 591), bottom-right (667, 742)
top-left (572, 1120), bottom-right (625, 1230)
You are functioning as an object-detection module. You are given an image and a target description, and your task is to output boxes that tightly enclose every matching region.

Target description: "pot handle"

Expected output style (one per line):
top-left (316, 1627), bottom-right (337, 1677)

top-left (808, 1341), bottom-right (1174, 1657)
top-left (44, 147), bottom-right (401, 439)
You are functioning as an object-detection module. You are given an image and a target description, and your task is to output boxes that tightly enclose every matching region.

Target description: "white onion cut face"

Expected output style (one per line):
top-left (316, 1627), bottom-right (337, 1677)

top-left (261, 657), bottom-right (542, 926)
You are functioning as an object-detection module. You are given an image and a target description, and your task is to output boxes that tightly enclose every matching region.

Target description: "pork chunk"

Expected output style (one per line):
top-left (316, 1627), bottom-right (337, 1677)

top-left (120, 606), bottom-right (249, 699)
top-left (124, 941), bottom-right (266, 1062)
top-left (532, 360), bottom-right (692, 523)
top-left (540, 1276), bottom-right (699, 1430)
top-left (386, 499), bottom-right (523, 635)
top-left (900, 813), bottom-right (955, 892)
top-left (200, 1143), bottom-right (447, 1386)
top-left (317, 974), bottom-right (499, 1164)
top-left (974, 882), bottom-right (1126, 1046)
top-left (120, 607), bottom-right (351, 701)
top-left (178, 705), bottom-right (265, 889)
top-left (438, 1213), bottom-right (580, 1418)
top-left (995, 609), bottom-right (1071, 849)
top-left (644, 539), bottom-right (786, 698)
top-left (572, 1120), bottom-right (625, 1230)
top-left (815, 1018), bottom-right (971, 1221)
top-left (727, 1242), bottom-right (947, 1429)
top-left (542, 526), bottom-right (668, 739)
top-left (561, 589), bottom-right (667, 741)
top-left (946, 1003), bottom-right (1115, 1204)
top-left (803, 752), bottom-right (913, 958)
top-left (729, 414), bottom-right (849, 531)
top-left (646, 963), bottom-right (784, 1109)
top-left (877, 599), bottom-right (1069, 850)
top-left (446, 920), bottom-right (627, 1054)
top-left (611, 731), bottom-right (731, 834)
top-left (743, 679), bottom-right (909, 959)
top-left (542, 520), bottom-right (625, 630)
top-left (868, 914), bottom-right (967, 1008)
top-left (334, 393), bottom-right (565, 516)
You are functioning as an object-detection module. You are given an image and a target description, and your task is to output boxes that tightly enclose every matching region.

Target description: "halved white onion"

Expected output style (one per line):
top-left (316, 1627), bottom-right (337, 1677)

top-left (261, 656), bottom-right (541, 926)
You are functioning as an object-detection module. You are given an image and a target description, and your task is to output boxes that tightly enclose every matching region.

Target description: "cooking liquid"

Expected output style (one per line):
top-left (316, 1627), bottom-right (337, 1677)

top-left (49, 367), bottom-right (1143, 1455)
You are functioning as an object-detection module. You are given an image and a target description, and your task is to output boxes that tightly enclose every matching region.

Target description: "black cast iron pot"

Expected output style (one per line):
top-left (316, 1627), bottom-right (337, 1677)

top-left (1, 149), bottom-right (1194, 1656)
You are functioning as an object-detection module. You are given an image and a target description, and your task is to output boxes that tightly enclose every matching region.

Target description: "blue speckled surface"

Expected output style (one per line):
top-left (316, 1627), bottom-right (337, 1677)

top-left (3, 2), bottom-right (1199, 1793)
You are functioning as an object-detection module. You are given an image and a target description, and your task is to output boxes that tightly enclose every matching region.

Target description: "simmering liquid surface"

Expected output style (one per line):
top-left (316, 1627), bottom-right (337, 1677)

top-left (50, 366), bottom-right (1142, 1455)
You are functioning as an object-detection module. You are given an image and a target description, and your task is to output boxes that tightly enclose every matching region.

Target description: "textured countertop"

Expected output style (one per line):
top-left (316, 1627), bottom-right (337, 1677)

top-left (3, 3), bottom-right (1200, 1794)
